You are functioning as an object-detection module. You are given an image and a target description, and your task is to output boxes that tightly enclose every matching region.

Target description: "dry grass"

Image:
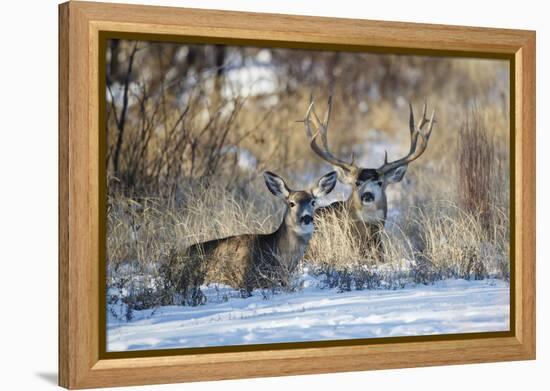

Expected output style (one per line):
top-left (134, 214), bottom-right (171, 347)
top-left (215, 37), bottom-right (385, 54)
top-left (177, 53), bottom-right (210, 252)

top-left (107, 178), bottom-right (285, 314)
top-left (304, 206), bottom-right (415, 291)
top-left (107, 178), bottom-right (281, 269)
top-left (107, 170), bottom-right (509, 316)
top-left (405, 201), bottom-right (509, 280)
top-left (303, 198), bottom-right (509, 292)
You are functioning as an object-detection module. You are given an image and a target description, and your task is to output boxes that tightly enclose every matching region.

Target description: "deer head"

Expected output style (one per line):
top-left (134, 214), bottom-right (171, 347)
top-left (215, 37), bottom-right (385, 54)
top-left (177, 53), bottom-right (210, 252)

top-left (263, 170), bottom-right (338, 237)
top-left (303, 97), bottom-right (435, 224)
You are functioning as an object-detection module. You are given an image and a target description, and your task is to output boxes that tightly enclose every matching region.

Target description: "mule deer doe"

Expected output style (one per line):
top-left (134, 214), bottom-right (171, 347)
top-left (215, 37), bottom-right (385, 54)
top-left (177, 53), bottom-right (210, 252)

top-left (303, 97), bottom-right (435, 258)
top-left (179, 170), bottom-right (338, 302)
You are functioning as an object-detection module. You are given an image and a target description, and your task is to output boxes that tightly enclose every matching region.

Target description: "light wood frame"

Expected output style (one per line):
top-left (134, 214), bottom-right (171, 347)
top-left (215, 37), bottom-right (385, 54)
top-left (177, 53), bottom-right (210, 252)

top-left (59, 1), bottom-right (536, 389)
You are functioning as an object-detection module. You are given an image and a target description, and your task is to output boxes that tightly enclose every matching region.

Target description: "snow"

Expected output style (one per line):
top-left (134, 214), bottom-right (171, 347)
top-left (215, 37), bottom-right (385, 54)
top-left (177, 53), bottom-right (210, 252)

top-left (107, 278), bottom-right (509, 352)
top-left (223, 65), bottom-right (278, 98)
top-left (220, 146), bottom-right (258, 171)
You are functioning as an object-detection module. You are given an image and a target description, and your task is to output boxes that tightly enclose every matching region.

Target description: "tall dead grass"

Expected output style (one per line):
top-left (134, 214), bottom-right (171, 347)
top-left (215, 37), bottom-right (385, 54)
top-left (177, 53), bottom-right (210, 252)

top-left (304, 198), bottom-right (508, 293)
top-left (107, 178), bottom-right (281, 269)
top-left (107, 178), bottom-right (283, 315)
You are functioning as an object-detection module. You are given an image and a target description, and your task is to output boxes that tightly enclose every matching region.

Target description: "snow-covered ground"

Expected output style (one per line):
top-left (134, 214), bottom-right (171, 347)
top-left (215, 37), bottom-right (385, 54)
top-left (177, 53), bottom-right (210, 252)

top-left (107, 278), bottom-right (509, 352)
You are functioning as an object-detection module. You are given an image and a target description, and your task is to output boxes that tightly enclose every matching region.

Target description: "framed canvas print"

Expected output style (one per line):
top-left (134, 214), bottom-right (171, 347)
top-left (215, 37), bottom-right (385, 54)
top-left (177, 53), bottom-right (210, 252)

top-left (58, 1), bottom-right (536, 389)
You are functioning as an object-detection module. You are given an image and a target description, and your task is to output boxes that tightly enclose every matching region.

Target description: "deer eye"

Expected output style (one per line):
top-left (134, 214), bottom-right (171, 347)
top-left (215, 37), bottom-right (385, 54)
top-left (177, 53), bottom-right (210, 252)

top-left (311, 200), bottom-right (316, 207)
top-left (377, 181), bottom-right (383, 186)
top-left (289, 201), bottom-right (296, 208)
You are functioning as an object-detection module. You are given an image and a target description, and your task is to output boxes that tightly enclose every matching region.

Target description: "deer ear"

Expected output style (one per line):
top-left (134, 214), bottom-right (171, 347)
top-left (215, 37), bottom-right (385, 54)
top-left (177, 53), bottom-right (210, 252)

top-left (333, 166), bottom-right (356, 185)
top-left (263, 171), bottom-right (291, 199)
top-left (384, 165), bottom-right (408, 184)
top-left (313, 171), bottom-right (338, 198)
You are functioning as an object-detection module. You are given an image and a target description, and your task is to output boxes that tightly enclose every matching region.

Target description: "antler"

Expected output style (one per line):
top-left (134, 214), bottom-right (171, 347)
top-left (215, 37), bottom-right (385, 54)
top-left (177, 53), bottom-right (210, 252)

top-left (377, 102), bottom-right (435, 175)
top-left (302, 96), bottom-right (356, 172)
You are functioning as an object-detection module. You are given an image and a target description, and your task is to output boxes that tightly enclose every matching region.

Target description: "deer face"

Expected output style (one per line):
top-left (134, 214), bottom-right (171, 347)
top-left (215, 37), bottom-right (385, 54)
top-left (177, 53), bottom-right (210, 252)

top-left (338, 166), bottom-right (408, 205)
top-left (263, 171), bottom-right (337, 236)
top-left (285, 191), bottom-right (318, 235)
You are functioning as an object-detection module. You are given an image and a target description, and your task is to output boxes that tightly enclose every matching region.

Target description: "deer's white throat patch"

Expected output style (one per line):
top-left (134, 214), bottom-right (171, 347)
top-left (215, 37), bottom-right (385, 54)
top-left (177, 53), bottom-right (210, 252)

top-left (295, 221), bottom-right (314, 236)
top-left (356, 206), bottom-right (385, 223)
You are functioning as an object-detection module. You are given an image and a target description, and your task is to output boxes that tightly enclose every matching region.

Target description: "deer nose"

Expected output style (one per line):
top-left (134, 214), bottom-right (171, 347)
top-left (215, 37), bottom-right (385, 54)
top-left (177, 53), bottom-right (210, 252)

top-left (362, 192), bottom-right (375, 203)
top-left (300, 215), bottom-right (313, 225)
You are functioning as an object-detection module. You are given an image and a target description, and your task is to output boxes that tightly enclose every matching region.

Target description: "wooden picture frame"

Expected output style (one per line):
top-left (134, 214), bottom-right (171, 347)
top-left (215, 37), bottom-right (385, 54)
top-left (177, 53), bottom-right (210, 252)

top-left (58, 1), bottom-right (536, 388)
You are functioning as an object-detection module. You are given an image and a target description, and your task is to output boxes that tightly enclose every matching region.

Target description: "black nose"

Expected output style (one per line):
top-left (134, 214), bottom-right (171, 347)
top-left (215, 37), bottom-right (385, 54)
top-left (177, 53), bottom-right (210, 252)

top-left (362, 192), bottom-right (375, 202)
top-left (300, 215), bottom-right (313, 225)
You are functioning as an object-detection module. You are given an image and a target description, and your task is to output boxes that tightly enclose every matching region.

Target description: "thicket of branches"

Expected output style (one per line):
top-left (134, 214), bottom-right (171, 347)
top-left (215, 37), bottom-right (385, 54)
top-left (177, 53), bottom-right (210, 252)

top-left (106, 41), bottom-right (508, 197)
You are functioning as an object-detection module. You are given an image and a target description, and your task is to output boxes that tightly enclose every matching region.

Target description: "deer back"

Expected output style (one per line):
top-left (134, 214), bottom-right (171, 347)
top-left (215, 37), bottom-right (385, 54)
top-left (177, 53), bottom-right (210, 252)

top-left (186, 230), bottom-right (300, 293)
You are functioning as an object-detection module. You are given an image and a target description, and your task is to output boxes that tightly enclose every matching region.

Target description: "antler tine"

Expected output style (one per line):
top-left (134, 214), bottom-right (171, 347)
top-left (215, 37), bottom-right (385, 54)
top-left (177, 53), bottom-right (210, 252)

top-left (426, 109), bottom-right (436, 140)
top-left (378, 102), bottom-right (436, 175)
top-left (303, 101), bottom-right (316, 139)
top-left (309, 103), bottom-right (331, 153)
top-left (304, 99), bottom-right (333, 158)
top-left (303, 96), bottom-right (355, 172)
top-left (408, 102), bottom-right (415, 135)
top-left (323, 95), bottom-right (333, 129)
top-left (313, 96), bottom-right (334, 153)
top-left (417, 101), bottom-right (429, 130)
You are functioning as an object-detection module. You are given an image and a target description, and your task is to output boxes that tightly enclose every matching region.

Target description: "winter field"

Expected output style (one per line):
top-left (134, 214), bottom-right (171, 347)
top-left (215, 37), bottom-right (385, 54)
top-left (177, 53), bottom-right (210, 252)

top-left (105, 42), bottom-right (511, 352)
top-left (107, 276), bottom-right (509, 351)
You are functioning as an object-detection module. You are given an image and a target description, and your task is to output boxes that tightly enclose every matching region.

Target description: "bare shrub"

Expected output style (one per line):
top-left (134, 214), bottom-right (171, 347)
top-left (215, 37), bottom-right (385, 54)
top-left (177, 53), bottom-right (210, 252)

top-left (458, 111), bottom-right (496, 232)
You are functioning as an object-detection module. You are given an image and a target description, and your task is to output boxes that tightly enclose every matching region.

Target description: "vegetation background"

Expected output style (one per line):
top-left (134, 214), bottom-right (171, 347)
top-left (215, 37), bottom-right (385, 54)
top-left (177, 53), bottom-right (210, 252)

top-left (105, 39), bottom-right (510, 317)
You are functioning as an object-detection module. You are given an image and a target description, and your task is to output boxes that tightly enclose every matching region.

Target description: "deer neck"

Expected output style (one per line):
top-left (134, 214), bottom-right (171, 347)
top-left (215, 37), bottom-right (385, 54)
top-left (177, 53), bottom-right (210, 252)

top-left (270, 212), bottom-right (311, 267)
top-left (278, 211), bottom-right (312, 245)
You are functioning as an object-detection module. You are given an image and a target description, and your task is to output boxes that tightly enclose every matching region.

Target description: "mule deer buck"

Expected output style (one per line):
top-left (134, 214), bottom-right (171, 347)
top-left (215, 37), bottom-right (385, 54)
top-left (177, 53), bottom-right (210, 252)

top-left (179, 170), bottom-right (338, 302)
top-left (303, 97), bottom-right (435, 258)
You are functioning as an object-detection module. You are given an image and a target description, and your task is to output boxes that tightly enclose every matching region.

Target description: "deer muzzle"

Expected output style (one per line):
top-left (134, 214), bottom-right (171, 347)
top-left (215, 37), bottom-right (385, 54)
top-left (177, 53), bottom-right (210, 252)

top-left (361, 191), bottom-right (375, 203)
top-left (300, 215), bottom-right (313, 225)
